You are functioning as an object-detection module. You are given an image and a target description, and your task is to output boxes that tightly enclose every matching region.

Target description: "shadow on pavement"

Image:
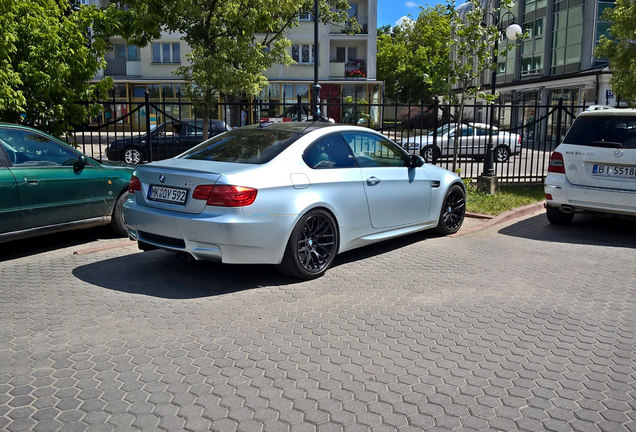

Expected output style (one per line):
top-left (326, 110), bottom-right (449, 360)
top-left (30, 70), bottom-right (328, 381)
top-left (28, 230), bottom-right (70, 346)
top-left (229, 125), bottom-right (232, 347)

top-left (73, 249), bottom-right (296, 299)
top-left (73, 229), bottom-right (441, 299)
top-left (0, 227), bottom-right (124, 262)
top-left (499, 212), bottom-right (636, 248)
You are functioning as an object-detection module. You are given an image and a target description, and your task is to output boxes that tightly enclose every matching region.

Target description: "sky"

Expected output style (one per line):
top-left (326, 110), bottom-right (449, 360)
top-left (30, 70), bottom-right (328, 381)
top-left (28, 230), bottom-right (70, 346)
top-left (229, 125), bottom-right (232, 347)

top-left (377, 0), bottom-right (447, 28)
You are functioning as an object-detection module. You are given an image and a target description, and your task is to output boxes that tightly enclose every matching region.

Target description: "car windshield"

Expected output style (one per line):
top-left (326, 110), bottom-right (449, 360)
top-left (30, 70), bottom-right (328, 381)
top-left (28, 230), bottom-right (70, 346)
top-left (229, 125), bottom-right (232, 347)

top-left (180, 128), bottom-right (301, 164)
top-left (564, 115), bottom-right (636, 148)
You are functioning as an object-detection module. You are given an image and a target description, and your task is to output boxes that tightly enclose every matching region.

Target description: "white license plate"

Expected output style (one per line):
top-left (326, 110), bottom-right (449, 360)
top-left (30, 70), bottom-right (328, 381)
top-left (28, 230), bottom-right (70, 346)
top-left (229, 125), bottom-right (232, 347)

top-left (148, 185), bottom-right (187, 204)
top-left (592, 164), bottom-right (636, 179)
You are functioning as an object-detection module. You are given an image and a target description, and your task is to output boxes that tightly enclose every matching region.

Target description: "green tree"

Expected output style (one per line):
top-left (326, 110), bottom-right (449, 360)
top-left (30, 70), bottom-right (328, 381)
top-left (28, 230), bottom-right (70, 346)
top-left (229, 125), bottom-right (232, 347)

top-left (0, 0), bottom-right (113, 137)
top-left (447, 0), bottom-right (520, 172)
top-left (115, 0), bottom-right (351, 137)
top-left (595, 0), bottom-right (636, 107)
top-left (376, 5), bottom-right (452, 103)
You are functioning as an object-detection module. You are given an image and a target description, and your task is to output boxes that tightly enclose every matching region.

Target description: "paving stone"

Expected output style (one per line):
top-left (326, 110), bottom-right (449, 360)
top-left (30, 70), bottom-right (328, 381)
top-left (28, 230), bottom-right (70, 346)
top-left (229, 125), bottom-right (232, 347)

top-left (0, 214), bottom-right (634, 432)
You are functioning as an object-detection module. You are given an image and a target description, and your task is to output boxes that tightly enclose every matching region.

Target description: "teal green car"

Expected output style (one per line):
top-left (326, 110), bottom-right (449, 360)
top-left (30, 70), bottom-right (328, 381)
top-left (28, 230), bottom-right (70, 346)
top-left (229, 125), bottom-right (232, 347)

top-left (0, 123), bottom-right (133, 243)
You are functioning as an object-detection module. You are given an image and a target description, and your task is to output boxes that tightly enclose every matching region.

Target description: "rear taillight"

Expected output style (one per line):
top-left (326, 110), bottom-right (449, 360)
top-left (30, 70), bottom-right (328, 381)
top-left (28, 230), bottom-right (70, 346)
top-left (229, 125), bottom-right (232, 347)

top-left (282, 117), bottom-right (292, 122)
top-left (548, 152), bottom-right (566, 174)
top-left (128, 175), bottom-right (141, 193)
top-left (192, 185), bottom-right (257, 207)
top-left (545, 193), bottom-right (553, 200)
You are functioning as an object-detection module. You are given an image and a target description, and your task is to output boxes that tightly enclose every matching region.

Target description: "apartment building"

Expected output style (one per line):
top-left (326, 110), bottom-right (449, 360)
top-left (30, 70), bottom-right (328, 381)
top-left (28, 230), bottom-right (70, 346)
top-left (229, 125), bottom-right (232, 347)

top-left (456, 0), bottom-right (617, 107)
top-left (92, 1), bottom-right (379, 124)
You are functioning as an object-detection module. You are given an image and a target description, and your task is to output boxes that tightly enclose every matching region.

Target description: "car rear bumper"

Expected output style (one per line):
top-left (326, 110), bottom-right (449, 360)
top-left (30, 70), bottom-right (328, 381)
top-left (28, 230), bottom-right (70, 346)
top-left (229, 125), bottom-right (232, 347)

top-left (123, 199), bottom-right (296, 264)
top-left (545, 174), bottom-right (636, 216)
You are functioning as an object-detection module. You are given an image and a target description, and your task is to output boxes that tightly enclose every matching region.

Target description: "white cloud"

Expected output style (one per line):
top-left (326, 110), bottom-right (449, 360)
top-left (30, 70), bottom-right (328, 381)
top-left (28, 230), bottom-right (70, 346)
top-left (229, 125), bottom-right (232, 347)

top-left (395, 16), bottom-right (414, 27)
top-left (405, 1), bottom-right (418, 7)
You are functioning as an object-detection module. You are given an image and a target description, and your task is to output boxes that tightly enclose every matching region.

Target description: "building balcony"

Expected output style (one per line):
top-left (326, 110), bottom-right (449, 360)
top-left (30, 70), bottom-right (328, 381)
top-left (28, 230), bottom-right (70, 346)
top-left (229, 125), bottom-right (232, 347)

top-left (104, 58), bottom-right (126, 76)
top-left (329, 59), bottom-right (367, 79)
top-left (330, 16), bottom-right (368, 35)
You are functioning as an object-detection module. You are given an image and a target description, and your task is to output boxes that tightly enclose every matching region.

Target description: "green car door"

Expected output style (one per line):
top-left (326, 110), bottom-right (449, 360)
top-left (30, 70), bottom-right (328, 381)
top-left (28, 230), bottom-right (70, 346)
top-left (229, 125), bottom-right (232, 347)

top-left (0, 127), bottom-right (113, 230)
top-left (0, 151), bottom-right (20, 234)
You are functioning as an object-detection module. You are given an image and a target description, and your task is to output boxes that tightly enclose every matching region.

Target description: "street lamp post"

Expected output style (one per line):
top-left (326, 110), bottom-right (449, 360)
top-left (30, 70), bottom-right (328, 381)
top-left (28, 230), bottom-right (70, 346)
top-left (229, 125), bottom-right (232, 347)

top-left (478, 12), bottom-right (522, 190)
top-left (312, 0), bottom-right (321, 121)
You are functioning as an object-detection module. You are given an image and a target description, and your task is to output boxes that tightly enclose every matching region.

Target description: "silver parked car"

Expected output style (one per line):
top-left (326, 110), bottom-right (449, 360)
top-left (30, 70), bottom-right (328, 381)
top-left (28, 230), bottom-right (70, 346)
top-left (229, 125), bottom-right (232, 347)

top-left (123, 123), bottom-right (466, 279)
top-left (402, 122), bottom-right (521, 163)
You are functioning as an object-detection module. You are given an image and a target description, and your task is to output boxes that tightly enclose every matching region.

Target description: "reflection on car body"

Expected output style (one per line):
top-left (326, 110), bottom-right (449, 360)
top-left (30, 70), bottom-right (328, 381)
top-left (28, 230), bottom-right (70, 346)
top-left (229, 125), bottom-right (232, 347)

top-left (123, 122), bottom-right (466, 279)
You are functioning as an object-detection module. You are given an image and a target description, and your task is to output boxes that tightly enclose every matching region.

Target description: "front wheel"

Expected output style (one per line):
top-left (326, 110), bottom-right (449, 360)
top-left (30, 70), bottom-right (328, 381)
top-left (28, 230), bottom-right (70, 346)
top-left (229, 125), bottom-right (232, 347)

top-left (277, 209), bottom-right (339, 280)
top-left (110, 192), bottom-right (129, 237)
top-left (494, 145), bottom-right (510, 162)
top-left (122, 147), bottom-right (144, 164)
top-left (435, 184), bottom-right (466, 235)
top-left (546, 205), bottom-right (574, 225)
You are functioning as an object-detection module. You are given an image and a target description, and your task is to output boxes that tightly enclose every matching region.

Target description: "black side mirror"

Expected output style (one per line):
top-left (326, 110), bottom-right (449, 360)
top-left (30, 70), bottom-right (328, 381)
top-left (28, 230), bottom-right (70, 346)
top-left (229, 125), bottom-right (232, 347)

top-left (74, 154), bottom-right (87, 171)
top-left (408, 154), bottom-right (425, 168)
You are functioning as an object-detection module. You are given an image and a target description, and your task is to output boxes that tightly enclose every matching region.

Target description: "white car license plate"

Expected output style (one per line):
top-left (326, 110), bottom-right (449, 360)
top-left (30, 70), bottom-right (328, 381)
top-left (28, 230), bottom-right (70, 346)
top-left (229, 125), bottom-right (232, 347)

top-left (148, 185), bottom-right (187, 204)
top-left (592, 164), bottom-right (636, 179)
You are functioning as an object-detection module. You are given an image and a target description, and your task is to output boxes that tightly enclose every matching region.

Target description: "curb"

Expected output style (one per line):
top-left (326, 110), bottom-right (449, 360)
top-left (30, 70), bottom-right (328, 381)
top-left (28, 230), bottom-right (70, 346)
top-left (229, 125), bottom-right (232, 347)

top-left (73, 240), bottom-right (136, 255)
top-left (452, 200), bottom-right (546, 237)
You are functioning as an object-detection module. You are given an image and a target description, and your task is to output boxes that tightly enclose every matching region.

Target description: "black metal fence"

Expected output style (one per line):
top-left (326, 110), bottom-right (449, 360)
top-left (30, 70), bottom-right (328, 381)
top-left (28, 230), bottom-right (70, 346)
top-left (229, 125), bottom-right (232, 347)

top-left (67, 94), bottom-right (585, 183)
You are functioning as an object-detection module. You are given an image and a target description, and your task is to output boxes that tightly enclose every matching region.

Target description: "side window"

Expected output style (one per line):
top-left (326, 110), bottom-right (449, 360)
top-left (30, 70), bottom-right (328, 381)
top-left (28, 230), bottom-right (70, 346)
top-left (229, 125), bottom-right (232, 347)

top-left (460, 126), bottom-right (474, 136)
top-left (0, 129), bottom-right (79, 167)
top-left (303, 134), bottom-right (356, 169)
top-left (341, 133), bottom-right (407, 167)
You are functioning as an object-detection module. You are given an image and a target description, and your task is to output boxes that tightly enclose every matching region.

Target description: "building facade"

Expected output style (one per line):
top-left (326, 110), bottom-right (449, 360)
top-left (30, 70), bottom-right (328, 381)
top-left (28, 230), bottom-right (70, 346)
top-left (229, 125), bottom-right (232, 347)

top-left (92, 1), bottom-right (380, 125)
top-left (456, 0), bottom-right (617, 108)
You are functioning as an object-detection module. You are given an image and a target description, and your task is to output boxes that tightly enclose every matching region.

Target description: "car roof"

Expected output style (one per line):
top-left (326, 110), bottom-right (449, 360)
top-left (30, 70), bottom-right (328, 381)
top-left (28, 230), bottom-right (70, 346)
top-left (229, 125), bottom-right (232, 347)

top-left (577, 108), bottom-right (636, 117)
top-left (243, 121), bottom-right (339, 134)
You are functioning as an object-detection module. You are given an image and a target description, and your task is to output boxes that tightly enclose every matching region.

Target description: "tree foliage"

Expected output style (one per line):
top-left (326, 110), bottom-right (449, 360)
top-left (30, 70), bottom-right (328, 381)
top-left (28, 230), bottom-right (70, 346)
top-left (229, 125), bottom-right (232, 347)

top-left (595, 0), bottom-right (636, 107)
top-left (113, 0), bottom-right (351, 134)
top-left (447, 0), bottom-right (520, 172)
top-left (0, 0), bottom-right (113, 136)
top-left (376, 5), bottom-right (452, 102)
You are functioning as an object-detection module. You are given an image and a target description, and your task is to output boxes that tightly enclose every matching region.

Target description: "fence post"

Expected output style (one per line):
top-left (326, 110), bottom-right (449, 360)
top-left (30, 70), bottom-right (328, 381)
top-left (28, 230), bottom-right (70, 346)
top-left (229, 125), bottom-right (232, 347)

top-left (297, 94), bottom-right (303, 122)
top-left (145, 91), bottom-right (152, 162)
top-left (432, 97), bottom-right (439, 164)
top-left (555, 98), bottom-right (563, 146)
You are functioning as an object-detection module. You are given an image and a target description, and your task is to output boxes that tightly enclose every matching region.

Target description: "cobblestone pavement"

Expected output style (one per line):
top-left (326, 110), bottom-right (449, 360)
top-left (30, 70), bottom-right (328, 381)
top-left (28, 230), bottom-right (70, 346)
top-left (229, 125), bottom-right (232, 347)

top-left (1, 212), bottom-right (634, 432)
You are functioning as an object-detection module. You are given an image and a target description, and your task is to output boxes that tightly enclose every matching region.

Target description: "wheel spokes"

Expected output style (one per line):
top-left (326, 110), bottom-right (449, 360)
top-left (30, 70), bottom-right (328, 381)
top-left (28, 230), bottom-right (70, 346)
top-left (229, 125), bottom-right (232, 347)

top-left (296, 215), bottom-right (336, 273)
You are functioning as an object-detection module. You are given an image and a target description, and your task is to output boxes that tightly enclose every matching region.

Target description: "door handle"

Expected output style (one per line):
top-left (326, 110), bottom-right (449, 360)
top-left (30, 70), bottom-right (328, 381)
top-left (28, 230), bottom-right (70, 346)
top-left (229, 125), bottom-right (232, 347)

top-left (24, 178), bottom-right (38, 185)
top-left (366, 177), bottom-right (381, 186)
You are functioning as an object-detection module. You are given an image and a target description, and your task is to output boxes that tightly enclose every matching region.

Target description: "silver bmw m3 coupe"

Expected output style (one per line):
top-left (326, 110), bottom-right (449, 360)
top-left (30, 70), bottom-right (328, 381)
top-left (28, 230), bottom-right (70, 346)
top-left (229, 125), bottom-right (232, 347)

top-left (123, 122), bottom-right (465, 279)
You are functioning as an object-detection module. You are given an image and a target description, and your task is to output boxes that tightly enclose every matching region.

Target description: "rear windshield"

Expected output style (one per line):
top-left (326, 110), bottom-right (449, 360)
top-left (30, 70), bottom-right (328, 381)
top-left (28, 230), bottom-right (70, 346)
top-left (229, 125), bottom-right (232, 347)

top-left (180, 129), bottom-right (301, 164)
top-left (564, 115), bottom-right (636, 149)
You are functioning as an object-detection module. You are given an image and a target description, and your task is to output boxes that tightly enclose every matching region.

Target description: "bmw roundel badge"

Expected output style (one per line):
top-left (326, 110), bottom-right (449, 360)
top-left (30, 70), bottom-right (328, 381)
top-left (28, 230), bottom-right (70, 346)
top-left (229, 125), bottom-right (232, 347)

top-left (159, 174), bottom-right (166, 183)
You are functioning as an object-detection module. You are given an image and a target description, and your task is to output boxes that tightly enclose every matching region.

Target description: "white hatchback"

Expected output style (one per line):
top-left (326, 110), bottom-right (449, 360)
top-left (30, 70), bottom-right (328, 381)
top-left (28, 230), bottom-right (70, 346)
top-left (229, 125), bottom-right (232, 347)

top-left (544, 109), bottom-right (636, 224)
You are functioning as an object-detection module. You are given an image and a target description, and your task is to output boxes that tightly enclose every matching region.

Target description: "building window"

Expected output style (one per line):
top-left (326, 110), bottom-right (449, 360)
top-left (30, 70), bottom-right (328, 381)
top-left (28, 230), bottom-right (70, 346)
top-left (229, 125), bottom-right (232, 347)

top-left (551, 2), bottom-right (583, 73)
top-left (152, 42), bottom-right (181, 64)
top-left (292, 44), bottom-right (314, 64)
top-left (521, 55), bottom-right (543, 76)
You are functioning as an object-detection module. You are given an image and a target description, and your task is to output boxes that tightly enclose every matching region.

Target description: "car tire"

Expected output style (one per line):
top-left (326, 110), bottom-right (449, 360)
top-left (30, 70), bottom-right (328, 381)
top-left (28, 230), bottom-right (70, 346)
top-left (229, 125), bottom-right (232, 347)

top-left (435, 184), bottom-right (466, 235)
top-left (421, 145), bottom-right (440, 163)
top-left (277, 209), bottom-right (339, 280)
top-left (110, 192), bottom-right (129, 237)
top-left (546, 205), bottom-right (574, 225)
top-left (494, 145), bottom-right (510, 162)
top-left (122, 147), bottom-right (144, 164)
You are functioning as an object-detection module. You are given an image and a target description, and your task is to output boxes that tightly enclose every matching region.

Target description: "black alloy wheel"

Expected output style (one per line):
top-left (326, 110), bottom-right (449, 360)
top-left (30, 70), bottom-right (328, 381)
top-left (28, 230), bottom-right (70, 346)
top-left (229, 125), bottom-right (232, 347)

top-left (494, 145), bottom-right (511, 162)
top-left (278, 209), bottom-right (338, 279)
top-left (435, 184), bottom-right (466, 235)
